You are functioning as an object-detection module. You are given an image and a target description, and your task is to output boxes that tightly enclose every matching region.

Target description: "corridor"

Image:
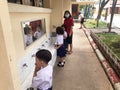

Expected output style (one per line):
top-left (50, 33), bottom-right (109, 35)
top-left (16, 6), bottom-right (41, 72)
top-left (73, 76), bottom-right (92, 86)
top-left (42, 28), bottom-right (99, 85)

top-left (53, 23), bottom-right (113, 90)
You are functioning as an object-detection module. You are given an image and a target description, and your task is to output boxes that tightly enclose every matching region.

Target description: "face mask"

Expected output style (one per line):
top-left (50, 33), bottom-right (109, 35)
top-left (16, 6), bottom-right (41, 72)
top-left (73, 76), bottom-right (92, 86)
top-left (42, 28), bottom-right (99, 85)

top-left (65, 14), bottom-right (70, 18)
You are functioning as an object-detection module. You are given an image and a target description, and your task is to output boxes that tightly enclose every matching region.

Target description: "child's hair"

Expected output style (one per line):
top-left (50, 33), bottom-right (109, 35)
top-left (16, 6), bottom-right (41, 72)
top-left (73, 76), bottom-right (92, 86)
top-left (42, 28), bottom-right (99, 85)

top-left (56, 26), bottom-right (64, 35)
top-left (36, 49), bottom-right (52, 63)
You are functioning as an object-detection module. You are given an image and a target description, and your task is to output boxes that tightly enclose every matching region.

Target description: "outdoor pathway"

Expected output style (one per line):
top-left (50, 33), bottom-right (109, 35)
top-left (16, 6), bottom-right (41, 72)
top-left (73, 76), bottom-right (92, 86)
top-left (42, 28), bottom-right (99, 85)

top-left (52, 23), bottom-right (113, 90)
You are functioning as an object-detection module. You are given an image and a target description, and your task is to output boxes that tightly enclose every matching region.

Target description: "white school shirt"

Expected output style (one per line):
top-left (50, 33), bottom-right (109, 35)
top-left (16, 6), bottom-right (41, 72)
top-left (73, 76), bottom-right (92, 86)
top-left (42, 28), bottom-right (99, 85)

top-left (55, 35), bottom-right (63, 45)
top-left (64, 31), bottom-right (67, 39)
top-left (24, 34), bottom-right (33, 46)
top-left (32, 65), bottom-right (53, 90)
top-left (34, 31), bottom-right (41, 39)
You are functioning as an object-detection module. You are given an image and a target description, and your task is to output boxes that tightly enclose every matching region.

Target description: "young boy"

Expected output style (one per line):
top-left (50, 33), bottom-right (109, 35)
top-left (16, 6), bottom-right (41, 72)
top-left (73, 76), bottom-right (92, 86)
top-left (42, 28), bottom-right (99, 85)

top-left (32, 49), bottom-right (53, 90)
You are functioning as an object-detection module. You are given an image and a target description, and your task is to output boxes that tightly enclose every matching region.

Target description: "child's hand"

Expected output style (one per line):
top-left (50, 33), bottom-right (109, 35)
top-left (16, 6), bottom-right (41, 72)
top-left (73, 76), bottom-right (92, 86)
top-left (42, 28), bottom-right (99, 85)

top-left (54, 45), bottom-right (58, 49)
top-left (33, 66), bottom-right (40, 77)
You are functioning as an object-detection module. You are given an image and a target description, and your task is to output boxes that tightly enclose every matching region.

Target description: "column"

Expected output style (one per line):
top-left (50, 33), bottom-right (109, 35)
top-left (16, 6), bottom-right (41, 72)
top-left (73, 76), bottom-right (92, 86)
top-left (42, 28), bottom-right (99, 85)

top-left (0, 0), bottom-right (21, 90)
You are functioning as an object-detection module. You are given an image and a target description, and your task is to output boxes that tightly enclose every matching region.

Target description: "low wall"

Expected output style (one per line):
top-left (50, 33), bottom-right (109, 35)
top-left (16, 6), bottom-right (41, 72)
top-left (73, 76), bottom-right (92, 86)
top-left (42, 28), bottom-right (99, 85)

top-left (90, 31), bottom-right (120, 78)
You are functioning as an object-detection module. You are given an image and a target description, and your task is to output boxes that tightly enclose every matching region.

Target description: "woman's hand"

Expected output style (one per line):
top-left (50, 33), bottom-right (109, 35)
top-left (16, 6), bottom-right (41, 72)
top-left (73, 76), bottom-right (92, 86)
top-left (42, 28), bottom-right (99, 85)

top-left (69, 33), bottom-right (72, 36)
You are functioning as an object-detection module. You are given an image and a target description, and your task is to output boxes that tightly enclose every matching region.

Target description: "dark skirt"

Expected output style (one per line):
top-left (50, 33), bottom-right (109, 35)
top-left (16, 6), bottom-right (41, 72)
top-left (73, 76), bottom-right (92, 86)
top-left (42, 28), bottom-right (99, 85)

top-left (66, 34), bottom-right (73, 44)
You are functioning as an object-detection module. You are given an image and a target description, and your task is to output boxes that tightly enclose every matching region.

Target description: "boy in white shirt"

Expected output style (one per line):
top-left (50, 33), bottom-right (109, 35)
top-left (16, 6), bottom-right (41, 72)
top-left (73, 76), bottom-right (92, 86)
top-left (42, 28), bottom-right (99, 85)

top-left (34, 25), bottom-right (42, 39)
top-left (32, 49), bottom-right (53, 90)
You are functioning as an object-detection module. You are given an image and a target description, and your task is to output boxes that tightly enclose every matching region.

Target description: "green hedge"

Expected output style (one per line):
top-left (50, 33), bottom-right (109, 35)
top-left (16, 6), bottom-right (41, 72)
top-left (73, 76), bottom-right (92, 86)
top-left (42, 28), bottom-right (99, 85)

top-left (96, 33), bottom-right (120, 58)
top-left (84, 19), bottom-right (107, 28)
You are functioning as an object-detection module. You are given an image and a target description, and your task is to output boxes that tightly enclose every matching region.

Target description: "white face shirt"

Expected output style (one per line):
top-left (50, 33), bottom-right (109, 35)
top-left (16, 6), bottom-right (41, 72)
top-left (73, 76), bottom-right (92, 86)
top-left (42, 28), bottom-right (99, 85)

top-left (32, 65), bottom-right (53, 90)
top-left (64, 31), bottom-right (67, 39)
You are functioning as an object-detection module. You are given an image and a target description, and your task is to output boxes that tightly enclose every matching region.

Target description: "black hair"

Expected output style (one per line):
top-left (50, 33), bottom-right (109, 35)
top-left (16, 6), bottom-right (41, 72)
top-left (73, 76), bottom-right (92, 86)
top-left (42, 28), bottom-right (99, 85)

top-left (78, 12), bottom-right (81, 15)
top-left (36, 49), bottom-right (52, 63)
top-left (24, 26), bottom-right (31, 35)
top-left (63, 10), bottom-right (72, 18)
top-left (56, 26), bottom-right (64, 35)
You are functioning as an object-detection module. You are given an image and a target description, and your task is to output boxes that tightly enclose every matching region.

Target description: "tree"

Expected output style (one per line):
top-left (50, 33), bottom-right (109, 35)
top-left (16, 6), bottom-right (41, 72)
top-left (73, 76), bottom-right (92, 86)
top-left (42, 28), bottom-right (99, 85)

top-left (108, 0), bottom-right (118, 32)
top-left (96, 0), bottom-right (109, 27)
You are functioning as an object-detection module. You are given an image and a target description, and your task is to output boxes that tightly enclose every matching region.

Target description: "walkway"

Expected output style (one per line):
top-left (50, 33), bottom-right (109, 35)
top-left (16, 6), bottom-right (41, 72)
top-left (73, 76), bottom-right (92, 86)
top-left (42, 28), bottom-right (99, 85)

top-left (53, 23), bottom-right (113, 90)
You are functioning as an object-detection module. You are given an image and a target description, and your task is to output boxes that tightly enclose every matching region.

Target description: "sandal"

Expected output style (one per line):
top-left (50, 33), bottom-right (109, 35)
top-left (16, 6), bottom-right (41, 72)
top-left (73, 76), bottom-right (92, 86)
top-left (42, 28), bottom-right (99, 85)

top-left (67, 51), bottom-right (72, 54)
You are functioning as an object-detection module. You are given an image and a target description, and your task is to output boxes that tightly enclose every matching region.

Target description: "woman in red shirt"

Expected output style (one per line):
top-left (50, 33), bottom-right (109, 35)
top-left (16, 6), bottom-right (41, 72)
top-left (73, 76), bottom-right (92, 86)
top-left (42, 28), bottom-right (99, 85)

top-left (63, 10), bottom-right (74, 54)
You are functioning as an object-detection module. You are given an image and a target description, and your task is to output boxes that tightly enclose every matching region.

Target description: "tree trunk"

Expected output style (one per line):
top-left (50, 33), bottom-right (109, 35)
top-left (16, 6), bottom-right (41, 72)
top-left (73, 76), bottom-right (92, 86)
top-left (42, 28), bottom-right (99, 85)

top-left (96, 0), bottom-right (109, 27)
top-left (97, 7), bottom-right (103, 27)
top-left (104, 8), bottom-right (108, 20)
top-left (108, 0), bottom-right (117, 32)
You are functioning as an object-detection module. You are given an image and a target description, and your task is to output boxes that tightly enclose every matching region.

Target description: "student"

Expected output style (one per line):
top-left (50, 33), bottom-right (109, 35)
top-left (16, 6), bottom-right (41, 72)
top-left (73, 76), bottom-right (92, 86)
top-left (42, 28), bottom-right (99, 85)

top-left (54, 26), bottom-right (66, 67)
top-left (61, 25), bottom-right (68, 55)
top-left (34, 25), bottom-right (42, 40)
top-left (32, 49), bottom-right (53, 90)
top-left (78, 12), bottom-right (85, 29)
top-left (24, 28), bottom-right (33, 46)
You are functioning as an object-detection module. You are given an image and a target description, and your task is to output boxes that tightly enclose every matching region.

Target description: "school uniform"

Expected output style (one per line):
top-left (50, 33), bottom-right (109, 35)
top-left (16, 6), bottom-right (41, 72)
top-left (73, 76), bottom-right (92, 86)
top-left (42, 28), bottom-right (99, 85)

top-left (63, 31), bottom-right (68, 55)
top-left (55, 35), bottom-right (66, 57)
top-left (24, 34), bottom-right (33, 46)
top-left (32, 65), bottom-right (53, 90)
top-left (34, 31), bottom-right (41, 39)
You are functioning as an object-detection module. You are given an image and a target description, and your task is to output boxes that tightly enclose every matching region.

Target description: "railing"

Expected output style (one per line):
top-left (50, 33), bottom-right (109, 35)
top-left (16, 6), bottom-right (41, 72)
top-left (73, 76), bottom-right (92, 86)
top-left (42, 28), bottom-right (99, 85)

top-left (90, 31), bottom-right (120, 78)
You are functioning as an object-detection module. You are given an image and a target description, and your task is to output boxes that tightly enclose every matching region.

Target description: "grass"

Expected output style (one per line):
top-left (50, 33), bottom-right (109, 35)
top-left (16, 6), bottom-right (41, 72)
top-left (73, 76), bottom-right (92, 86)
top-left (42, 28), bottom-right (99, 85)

top-left (96, 33), bottom-right (120, 58)
top-left (84, 19), bottom-right (107, 29)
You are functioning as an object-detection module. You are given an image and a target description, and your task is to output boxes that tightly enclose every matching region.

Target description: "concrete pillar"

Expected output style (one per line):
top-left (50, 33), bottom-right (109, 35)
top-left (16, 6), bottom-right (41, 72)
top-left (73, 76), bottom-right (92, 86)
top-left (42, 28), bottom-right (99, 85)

top-left (0, 0), bottom-right (21, 90)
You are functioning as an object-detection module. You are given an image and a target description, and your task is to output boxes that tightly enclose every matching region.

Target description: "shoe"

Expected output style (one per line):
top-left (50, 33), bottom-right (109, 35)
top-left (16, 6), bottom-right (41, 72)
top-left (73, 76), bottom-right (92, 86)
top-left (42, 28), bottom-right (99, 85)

top-left (58, 61), bottom-right (65, 64)
top-left (58, 61), bottom-right (61, 64)
top-left (57, 62), bottom-right (64, 67)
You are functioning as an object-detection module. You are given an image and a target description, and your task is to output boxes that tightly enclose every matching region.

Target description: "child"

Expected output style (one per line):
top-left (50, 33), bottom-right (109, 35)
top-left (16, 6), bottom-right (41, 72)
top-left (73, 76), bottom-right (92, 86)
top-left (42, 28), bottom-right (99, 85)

top-left (61, 25), bottom-right (68, 55)
top-left (24, 28), bottom-right (33, 46)
top-left (54, 26), bottom-right (66, 67)
top-left (78, 12), bottom-right (85, 29)
top-left (32, 49), bottom-right (53, 90)
top-left (34, 25), bottom-right (42, 40)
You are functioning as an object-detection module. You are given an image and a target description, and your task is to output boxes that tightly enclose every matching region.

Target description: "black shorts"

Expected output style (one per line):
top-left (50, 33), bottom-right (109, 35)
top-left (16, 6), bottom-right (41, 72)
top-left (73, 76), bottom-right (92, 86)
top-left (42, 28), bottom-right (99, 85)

top-left (37, 87), bottom-right (52, 90)
top-left (66, 34), bottom-right (73, 44)
top-left (80, 18), bottom-right (84, 24)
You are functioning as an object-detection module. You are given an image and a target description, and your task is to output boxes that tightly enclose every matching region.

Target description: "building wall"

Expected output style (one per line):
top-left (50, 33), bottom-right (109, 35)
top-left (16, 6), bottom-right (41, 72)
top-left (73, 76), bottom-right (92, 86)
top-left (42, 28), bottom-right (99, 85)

top-left (9, 4), bottom-right (51, 90)
top-left (9, 11), bottom-right (51, 60)
top-left (0, 2), bottom-right (52, 90)
top-left (50, 0), bottom-right (71, 32)
top-left (0, 0), bottom-right (71, 90)
top-left (0, 1), bottom-right (20, 90)
top-left (43, 0), bottom-right (51, 8)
